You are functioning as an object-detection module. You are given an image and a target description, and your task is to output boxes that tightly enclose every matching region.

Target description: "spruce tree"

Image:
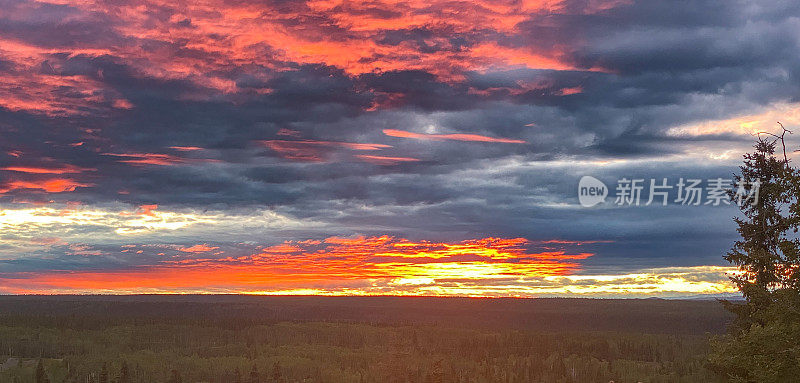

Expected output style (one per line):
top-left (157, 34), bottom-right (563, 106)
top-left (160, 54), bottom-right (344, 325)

top-left (249, 364), bottom-right (260, 383)
top-left (35, 359), bottom-right (50, 383)
top-left (167, 369), bottom-right (182, 383)
top-left (709, 136), bottom-right (800, 382)
top-left (118, 361), bottom-right (130, 383)
top-left (99, 363), bottom-right (108, 383)
top-left (724, 138), bottom-right (799, 322)
top-left (62, 362), bottom-right (77, 383)
top-left (272, 362), bottom-right (284, 383)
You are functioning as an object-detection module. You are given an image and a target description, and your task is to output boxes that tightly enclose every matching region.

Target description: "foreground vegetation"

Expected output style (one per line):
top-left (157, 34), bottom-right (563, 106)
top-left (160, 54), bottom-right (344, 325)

top-left (0, 296), bottom-right (728, 383)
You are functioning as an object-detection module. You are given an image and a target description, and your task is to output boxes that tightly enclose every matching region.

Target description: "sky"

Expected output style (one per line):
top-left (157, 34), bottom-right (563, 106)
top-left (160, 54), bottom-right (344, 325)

top-left (1, 0), bottom-right (799, 296)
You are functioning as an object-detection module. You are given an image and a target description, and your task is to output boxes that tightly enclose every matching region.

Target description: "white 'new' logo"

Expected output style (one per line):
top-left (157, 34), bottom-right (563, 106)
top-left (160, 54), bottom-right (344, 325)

top-left (578, 176), bottom-right (607, 207)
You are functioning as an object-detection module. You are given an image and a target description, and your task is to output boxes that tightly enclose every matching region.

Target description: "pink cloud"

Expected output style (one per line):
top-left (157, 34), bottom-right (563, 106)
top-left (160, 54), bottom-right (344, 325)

top-left (383, 129), bottom-right (526, 144)
top-left (354, 154), bottom-right (421, 165)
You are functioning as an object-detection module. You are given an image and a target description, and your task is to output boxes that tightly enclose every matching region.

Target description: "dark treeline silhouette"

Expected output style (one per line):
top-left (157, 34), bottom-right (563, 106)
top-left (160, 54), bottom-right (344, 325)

top-left (0, 296), bottom-right (729, 382)
top-left (0, 295), bottom-right (731, 334)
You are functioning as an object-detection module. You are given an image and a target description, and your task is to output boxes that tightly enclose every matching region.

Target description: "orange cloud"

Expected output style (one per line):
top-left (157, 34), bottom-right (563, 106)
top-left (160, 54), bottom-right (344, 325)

top-left (168, 146), bottom-right (204, 151)
top-left (383, 129), bottom-right (526, 143)
top-left (0, 236), bottom-right (594, 295)
top-left (1, 165), bottom-right (95, 174)
top-left (0, 0), bottom-right (628, 115)
top-left (0, 178), bottom-right (92, 194)
top-left (354, 154), bottom-right (421, 165)
top-left (137, 204), bottom-right (158, 217)
top-left (556, 86), bottom-right (583, 96)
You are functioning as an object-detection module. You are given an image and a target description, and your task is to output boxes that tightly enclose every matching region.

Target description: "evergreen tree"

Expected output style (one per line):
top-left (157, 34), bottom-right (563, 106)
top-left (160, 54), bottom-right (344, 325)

top-left (710, 135), bottom-right (800, 382)
top-left (167, 369), bottom-right (182, 383)
top-left (424, 360), bottom-right (444, 383)
top-left (35, 359), bottom-right (50, 383)
top-left (272, 362), bottom-right (284, 383)
top-left (249, 364), bottom-right (260, 383)
top-left (118, 361), bottom-right (130, 383)
top-left (62, 362), bottom-right (77, 383)
top-left (725, 138), bottom-right (799, 321)
top-left (99, 363), bottom-right (108, 383)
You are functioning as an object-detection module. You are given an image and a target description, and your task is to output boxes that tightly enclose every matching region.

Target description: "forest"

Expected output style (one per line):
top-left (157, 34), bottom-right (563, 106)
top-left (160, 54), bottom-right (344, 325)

top-left (0, 296), bottom-right (732, 383)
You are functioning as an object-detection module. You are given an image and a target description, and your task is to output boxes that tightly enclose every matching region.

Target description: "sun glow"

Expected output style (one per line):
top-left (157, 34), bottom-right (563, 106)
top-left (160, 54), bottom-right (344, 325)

top-left (0, 232), bottom-right (736, 297)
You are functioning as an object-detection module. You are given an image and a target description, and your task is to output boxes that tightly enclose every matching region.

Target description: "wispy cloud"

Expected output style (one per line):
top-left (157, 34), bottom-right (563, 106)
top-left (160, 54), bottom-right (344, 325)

top-left (383, 129), bottom-right (526, 144)
top-left (354, 155), bottom-right (421, 165)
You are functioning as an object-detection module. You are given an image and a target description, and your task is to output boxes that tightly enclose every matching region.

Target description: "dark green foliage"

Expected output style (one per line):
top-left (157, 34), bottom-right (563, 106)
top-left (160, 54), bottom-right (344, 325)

top-left (0, 319), bottom-right (722, 383)
top-left (710, 137), bottom-right (800, 382)
top-left (0, 295), bottom-right (732, 335)
top-left (0, 297), bottom-right (729, 383)
top-left (35, 359), bottom-right (50, 383)
top-left (723, 139), bottom-right (800, 324)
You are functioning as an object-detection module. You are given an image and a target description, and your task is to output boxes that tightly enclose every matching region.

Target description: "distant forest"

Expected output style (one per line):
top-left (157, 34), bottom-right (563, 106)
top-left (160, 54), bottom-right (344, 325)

top-left (0, 296), bottom-right (732, 383)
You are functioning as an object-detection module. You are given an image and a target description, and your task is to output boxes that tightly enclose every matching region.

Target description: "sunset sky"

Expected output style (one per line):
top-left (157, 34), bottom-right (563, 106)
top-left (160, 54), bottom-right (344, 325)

top-left (1, 0), bottom-right (799, 296)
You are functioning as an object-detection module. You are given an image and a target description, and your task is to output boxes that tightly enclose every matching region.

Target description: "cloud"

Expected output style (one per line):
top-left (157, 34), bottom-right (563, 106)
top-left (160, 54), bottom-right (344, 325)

top-left (103, 152), bottom-right (215, 166)
top-left (0, 0), bottom-right (797, 295)
top-left (0, 178), bottom-right (92, 194)
top-left (0, 235), bottom-right (594, 294)
top-left (354, 155), bottom-right (421, 165)
top-left (258, 139), bottom-right (392, 162)
top-left (383, 128), bottom-right (527, 143)
top-left (178, 244), bottom-right (220, 253)
top-left (1, 164), bottom-right (95, 174)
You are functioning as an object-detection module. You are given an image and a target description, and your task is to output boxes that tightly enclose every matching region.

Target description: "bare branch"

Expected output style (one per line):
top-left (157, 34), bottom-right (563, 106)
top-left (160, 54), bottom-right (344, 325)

top-left (757, 122), bottom-right (792, 164)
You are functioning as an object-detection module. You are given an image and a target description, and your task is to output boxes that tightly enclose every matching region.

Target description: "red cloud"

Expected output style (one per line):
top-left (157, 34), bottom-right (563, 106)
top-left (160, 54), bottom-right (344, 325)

top-left (0, 179), bottom-right (92, 194)
top-left (383, 129), bottom-right (526, 144)
top-left (0, 0), bottom-right (624, 116)
top-left (1, 165), bottom-right (95, 174)
top-left (0, 236), bottom-right (594, 295)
